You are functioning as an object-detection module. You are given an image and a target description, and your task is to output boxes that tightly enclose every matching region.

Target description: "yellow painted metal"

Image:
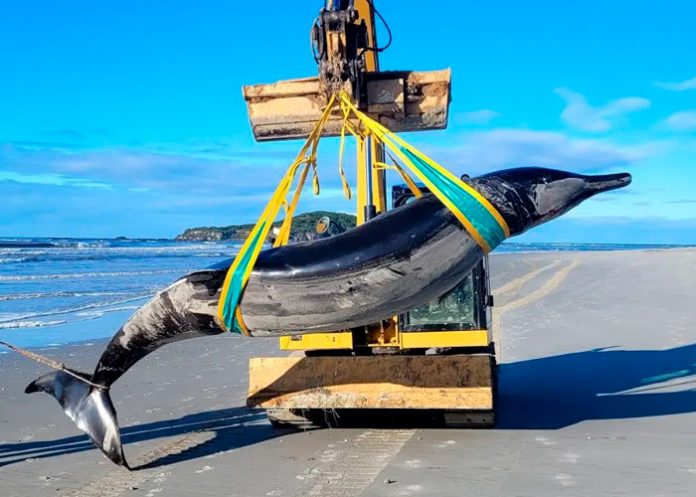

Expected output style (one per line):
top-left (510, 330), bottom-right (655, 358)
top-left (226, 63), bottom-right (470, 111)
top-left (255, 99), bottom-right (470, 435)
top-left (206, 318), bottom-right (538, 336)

top-left (400, 330), bottom-right (490, 349)
top-left (242, 2), bottom-right (496, 418)
top-left (247, 355), bottom-right (495, 410)
top-left (242, 70), bottom-right (451, 141)
top-left (355, 123), bottom-right (387, 223)
top-left (354, 0), bottom-right (385, 221)
top-left (279, 332), bottom-right (353, 351)
top-left (354, 0), bottom-right (379, 72)
top-left (279, 328), bottom-right (489, 351)
top-left (355, 136), bottom-right (367, 225)
top-left (371, 143), bottom-right (387, 213)
top-left (248, 1), bottom-right (471, 354)
top-left (364, 317), bottom-right (397, 346)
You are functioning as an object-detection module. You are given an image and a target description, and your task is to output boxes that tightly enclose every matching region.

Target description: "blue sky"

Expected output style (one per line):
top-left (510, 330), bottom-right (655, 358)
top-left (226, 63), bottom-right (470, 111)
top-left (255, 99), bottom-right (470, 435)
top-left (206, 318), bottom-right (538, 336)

top-left (1, 1), bottom-right (695, 243)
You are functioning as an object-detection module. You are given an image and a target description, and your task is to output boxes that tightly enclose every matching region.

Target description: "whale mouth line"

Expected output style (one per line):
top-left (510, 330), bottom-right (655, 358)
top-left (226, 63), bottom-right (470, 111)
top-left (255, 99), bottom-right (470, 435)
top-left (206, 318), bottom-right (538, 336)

top-left (585, 172), bottom-right (632, 193)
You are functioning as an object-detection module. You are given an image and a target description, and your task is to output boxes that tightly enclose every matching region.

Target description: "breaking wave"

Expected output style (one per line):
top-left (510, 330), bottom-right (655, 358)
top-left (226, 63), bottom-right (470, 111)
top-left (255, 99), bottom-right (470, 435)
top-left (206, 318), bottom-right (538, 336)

top-left (0, 320), bottom-right (68, 330)
top-left (0, 269), bottom-right (186, 282)
top-left (0, 294), bottom-right (152, 324)
top-left (0, 238), bottom-right (237, 347)
top-left (0, 290), bottom-right (148, 301)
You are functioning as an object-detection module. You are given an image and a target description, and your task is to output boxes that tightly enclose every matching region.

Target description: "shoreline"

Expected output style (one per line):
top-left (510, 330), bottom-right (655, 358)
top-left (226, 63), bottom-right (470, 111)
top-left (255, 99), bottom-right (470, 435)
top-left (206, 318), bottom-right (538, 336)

top-left (2, 248), bottom-right (696, 496)
top-left (2, 248), bottom-right (695, 351)
top-left (2, 235), bottom-right (694, 248)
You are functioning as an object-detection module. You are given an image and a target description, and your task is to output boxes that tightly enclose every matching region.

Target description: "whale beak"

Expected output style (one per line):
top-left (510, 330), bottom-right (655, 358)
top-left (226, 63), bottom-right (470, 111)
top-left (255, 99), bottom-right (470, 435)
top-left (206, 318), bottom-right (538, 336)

top-left (585, 172), bottom-right (632, 193)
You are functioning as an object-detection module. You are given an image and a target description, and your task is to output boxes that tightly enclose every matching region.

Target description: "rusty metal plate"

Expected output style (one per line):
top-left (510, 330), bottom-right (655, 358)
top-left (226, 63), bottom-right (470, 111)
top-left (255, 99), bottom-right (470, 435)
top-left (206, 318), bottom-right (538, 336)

top-left (247, 354), bottom-right (494, 410)
top-left (242, 69), bottom-right (451, 141)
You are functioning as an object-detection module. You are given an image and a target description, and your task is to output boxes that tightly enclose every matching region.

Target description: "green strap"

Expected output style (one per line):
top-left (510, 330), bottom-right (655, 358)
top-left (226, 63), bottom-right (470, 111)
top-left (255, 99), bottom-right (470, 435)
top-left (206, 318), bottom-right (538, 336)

top-left (401, 148), bottom-right (507, 251)
top-left (220, 221), bottom-right (267, 334)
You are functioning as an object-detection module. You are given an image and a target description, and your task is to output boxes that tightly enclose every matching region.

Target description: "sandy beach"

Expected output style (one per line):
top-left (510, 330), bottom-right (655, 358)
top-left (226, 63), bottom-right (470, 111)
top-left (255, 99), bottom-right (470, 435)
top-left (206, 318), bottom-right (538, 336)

top-left (2, 249), bottom-right (695, 497)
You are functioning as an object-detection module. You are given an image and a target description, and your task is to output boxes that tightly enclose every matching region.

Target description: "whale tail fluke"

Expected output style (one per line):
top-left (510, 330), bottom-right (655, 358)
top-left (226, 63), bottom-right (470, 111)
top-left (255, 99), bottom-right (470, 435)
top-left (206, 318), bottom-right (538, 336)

top-left (25, 371), bottom-right (128, 468)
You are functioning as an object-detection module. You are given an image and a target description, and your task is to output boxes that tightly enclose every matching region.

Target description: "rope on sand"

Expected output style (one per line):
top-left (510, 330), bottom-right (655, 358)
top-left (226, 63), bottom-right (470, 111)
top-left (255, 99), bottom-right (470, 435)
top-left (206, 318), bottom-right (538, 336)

top-left (0, 340), bottom-right (106, 390)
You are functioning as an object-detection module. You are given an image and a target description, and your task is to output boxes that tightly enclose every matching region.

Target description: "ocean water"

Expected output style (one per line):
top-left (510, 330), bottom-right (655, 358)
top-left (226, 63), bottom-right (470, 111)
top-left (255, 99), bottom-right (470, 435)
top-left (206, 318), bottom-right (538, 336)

top-left (0, 238), bottom-right (690, 350)
top-left (0, 238), bottom-right (238, 349)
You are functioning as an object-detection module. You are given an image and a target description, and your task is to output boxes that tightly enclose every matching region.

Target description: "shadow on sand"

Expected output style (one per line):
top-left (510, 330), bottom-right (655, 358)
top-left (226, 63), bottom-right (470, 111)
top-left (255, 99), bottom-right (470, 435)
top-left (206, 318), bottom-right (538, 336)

top-left (498, 342), bottom-right (696, 429)
top-left (2, 343), bottom-right (696, 468)
top-left (0, 406), bottom-right (284, 469)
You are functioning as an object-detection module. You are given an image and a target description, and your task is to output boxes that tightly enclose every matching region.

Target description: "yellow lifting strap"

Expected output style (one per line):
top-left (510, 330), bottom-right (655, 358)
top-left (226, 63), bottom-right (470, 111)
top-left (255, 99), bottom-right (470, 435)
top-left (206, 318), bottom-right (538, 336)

top-left (337, 92), bottom-right (510, 252)
top-left (218, 91), bottom-right (510, 334)
top-left (217, 94), bottom-right (337, 334)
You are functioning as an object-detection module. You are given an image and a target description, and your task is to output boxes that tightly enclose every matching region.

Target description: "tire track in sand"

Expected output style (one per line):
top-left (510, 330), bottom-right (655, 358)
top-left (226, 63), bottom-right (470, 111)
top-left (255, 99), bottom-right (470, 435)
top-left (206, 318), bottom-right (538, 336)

top-left (288, 429), bottom-right (415, 497)
top-left (493, 259), bottom-right (563, 300)
top-left (492, 258), bottom-right (581, 361)
top-left (58, 259), bottom-right (579, 497)
top-left (56, 411), bottom-right (238, 497)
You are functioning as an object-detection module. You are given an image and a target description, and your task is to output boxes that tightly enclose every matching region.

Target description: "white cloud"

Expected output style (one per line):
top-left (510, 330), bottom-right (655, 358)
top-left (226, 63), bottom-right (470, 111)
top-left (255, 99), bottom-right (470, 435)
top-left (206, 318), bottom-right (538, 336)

top-left (0, 142), bottom-right (293, 194)
top-left (555, 88), bottom-right (651, 132)
top-left (421, 129), bottom-right (655, 175)
top-left (454, 109), bottom-right (501, 125)
top-left (655, 76), bottom-right (696, 91)
top-left (0, 130), bottom-right (683, 238)
top-left (0, 170), bottom-right (111, 189)
top-left (663, 110), bottom-right (696, 131)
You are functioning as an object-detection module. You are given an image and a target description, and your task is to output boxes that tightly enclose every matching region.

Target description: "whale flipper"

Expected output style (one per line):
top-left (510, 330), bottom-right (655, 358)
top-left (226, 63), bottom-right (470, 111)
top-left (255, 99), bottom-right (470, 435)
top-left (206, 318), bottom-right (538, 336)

top-left (25, 371), bottom-right (128, 468)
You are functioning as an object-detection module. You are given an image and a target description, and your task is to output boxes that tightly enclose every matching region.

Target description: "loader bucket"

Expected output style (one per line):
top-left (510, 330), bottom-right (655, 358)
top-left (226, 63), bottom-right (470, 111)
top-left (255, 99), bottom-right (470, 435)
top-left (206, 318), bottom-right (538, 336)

top-left (243, 69), bottom-right (452, 141)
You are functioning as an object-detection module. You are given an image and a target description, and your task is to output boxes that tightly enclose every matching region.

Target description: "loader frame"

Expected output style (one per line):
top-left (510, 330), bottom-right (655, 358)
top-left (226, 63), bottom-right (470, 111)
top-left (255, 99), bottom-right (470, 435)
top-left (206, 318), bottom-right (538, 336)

top-left (244, 0), bottom-right (498, 428)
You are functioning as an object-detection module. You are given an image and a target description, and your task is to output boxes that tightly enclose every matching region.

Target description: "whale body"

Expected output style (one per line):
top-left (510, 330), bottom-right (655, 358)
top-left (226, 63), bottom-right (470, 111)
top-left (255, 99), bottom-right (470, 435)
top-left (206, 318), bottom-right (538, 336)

top-left (25, 167), bottom-right (631, 467)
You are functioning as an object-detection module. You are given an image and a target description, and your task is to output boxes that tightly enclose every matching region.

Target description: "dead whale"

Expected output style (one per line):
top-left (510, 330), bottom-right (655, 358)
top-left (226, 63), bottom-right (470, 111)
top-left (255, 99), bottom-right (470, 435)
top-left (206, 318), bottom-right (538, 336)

top-left (25, 167), bottom-right (631, 467)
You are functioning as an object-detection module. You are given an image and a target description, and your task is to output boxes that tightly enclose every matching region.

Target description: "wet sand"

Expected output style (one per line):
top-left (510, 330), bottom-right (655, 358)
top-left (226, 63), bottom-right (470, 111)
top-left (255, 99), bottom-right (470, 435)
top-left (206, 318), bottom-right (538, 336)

top-left (2, 249), bottom-right (696, 496)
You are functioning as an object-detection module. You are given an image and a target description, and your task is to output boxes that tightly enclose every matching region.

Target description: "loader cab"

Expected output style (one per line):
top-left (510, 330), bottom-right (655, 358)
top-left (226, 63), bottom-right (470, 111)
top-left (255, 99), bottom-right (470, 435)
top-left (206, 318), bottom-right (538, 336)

top-left (392, 183), bottom-right (493, 336)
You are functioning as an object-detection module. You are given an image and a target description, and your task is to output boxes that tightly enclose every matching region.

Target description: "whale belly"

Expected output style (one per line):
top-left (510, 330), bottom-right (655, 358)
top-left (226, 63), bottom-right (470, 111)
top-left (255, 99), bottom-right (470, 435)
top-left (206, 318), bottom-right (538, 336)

top-left (239, 216), bottom-right (482, 335)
